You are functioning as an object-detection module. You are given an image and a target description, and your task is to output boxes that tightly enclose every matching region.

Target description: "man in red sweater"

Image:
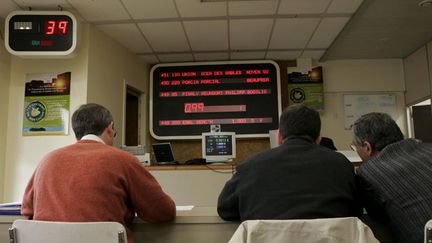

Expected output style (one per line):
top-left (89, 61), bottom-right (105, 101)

top-left (22, 103), bottom-right (176, 243)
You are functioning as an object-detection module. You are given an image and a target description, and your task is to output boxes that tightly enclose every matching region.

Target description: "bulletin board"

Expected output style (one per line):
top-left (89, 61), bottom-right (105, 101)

top-left (343, 94), bottom-right (396, 129)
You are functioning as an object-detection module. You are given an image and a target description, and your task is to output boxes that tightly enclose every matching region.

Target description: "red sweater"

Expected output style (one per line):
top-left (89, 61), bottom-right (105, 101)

top-left (22, 140), bottom-right (176, 243)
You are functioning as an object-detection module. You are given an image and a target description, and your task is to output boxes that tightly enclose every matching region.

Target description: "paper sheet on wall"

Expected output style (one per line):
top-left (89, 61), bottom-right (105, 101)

top-left (343, 94), bottom-right (396, 129)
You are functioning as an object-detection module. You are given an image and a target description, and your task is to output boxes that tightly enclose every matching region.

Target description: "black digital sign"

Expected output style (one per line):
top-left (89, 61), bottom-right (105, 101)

top-left (150, 60), bottom-right (281, 140)
top-left (5, 11), bottom-right (77, 56)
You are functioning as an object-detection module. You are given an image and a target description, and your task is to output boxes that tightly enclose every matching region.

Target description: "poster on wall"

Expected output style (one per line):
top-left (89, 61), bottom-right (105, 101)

top-left (22, 72), bottom-right (71, 136)
top-left (343, 94), bottom-right (396, 130)
top-left (287, 66), bottom-right (324, 110)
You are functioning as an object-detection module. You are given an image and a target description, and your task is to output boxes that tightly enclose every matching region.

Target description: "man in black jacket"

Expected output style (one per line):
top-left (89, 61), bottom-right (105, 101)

top-left (217, 104), bottom-right (361, 221)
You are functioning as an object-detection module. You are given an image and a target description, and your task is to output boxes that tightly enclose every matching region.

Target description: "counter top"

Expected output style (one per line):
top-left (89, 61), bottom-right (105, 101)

top-left (145, 164), bottom-right (236, 171)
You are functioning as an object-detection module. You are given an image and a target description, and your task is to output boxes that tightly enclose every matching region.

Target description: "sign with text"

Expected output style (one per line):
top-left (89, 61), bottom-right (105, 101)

top-left (288, 66), bottom-right (324, 110)
top-left (23, 72), bottom-right (70, 136)
top-left (150, 60), bottom-right (281, 140)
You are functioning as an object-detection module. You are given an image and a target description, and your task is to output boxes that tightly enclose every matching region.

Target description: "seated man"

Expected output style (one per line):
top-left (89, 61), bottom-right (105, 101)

top-left (352, 112), bottom-right (432, 243)
top-left (21, 103), bottom-right (176, 243)
top-left (217, 104), bottom-right (361, 221)
top-left (320, 136), bottom-right (337, 150)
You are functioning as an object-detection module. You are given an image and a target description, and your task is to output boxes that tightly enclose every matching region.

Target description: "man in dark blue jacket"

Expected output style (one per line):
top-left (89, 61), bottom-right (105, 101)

top-left (217, 104), bottom-right (361, 221)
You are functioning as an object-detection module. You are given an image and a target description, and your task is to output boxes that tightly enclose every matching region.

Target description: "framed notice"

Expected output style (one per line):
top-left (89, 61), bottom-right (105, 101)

top-left (287, 66), bottom-right (324, 110)
top-left (150, 60), bottom-right (281, 140)
top-left (22, 72), bottom-right (71, 136)
top-left (343, 94), bottom-right (396, 130)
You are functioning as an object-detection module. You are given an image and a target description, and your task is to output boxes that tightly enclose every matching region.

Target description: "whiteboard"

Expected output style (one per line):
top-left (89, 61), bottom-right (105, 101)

top-left (343, 94), bottom-right (396, 129)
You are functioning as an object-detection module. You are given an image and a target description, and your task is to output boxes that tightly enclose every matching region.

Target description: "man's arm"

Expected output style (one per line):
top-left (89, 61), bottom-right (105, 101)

top-left (127, 160), bottom-right (176, 222)
top-left (355, 173), bottom-right (386, 218)
top-left (217, 171), bottom-right (241, 221)
top-left (21, 172), bottom-right (35, 219)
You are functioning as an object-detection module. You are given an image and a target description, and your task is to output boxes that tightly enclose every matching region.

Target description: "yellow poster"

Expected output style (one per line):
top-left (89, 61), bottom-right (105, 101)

top-left (23, 72), bottom-right (71, 136)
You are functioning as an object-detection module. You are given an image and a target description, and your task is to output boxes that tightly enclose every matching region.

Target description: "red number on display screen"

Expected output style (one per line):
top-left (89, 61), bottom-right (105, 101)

top-left (45, 20), bottom-right (69, 35)
top-left (184, 103), bottom-right (204, 113)
top-left (45, 21), bottom-right (56, 35)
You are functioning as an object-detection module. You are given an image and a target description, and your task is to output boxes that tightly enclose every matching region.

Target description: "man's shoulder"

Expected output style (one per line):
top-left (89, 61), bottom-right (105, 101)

top-left (52, 142), bottom-right (138, 163)
top-left (236, 148), bottom-right (276, 170)
top-left (99, 145), bottom-right (139, 161)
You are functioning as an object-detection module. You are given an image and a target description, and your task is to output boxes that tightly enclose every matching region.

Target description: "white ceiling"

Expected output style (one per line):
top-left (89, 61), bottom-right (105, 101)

top-left (0, 0), bottom-right (431, 64)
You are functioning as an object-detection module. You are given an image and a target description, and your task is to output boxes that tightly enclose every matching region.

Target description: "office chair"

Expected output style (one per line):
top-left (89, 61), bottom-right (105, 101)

top-left (228, 217), bottom-right (379, 243)
top-left (9, 219), bottom-right (127, 243)
top-left (425, 219), bottom-right (432, 243)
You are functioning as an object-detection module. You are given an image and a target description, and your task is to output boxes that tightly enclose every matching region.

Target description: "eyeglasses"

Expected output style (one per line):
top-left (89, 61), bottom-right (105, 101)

top-left (350, 144), bottom-right (357, 152)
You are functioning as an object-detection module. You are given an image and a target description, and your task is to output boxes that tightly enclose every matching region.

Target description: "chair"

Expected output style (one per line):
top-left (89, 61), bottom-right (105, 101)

top-left (425, 219), bottom-right (432, 243)
top-left (8, 220), bottom-right (127, 243)
top-left (228, 217), bottom-right (380, 243)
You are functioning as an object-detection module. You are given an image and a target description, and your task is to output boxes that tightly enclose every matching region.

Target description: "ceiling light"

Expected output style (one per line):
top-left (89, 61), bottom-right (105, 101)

top-left (418, 0), bottom-right (432, 7)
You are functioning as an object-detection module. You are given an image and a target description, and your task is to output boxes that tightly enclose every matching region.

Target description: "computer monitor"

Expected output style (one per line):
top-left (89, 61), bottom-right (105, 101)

top-left (202, 132), bottom-right (236, 163)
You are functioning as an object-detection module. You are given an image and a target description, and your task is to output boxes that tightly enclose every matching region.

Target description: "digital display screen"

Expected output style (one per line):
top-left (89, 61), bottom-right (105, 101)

top-left (6, 11), bottom-right (76, 53)
top-left (150, 61), bottom-right (281, 139)
top-left (44, 20), bottom-right (69, 35)
top-left (205, 135), bottom-right (233, 156)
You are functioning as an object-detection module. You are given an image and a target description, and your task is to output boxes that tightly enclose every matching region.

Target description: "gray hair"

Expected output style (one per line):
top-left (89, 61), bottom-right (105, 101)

top-left (352, 112), bottom-right (403, 151)
top-left (72, 103), bottom-right (113, 140)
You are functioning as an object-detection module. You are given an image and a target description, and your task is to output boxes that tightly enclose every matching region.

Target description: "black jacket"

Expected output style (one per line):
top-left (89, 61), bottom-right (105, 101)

top-left (217, 137), bottom-right (362, 221)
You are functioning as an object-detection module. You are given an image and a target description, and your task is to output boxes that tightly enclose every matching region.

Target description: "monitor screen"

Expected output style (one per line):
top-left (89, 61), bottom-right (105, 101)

top-left (202, 132), bottom-right (236, 163)
top-left (152, 143), bottom-right (176, 163)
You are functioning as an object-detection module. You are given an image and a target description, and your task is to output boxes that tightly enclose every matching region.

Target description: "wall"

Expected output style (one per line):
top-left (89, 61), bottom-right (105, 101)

top-left (86, 27), bottom-right (148, 148)
top-left (2, 24), bottom-right (90, 202)
top-left (404, 46), bottom-right (430, 105)
top-left (320, 59), bottom-right (406, 150)
top-left (429, 42), bottom-right (432, 88)
top-left (2, 24), bottom-right (150, 202)
top-left (0, 39), bottom-right (11, 201)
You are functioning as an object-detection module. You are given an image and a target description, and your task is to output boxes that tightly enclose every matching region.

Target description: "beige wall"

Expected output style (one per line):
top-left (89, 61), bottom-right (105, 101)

top-left (404, 46), bottom-right (431, 105)
top-left (0, 40), bottom-right (11, 202)
top-left (2, 23), bottom-right (150, 202)
top-left (2, 25), bottom-right (91, 202)
top-left (0, 24), bottom-right (421, 203)
top-left (429, 42), bottom-right (432, 91)
top-left (86, 27), bottom-right (148, 147)
top-left (319, 59), bottom-right (406, 150)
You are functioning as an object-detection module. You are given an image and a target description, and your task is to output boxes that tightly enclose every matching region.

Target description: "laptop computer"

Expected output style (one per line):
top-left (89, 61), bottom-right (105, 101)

top-left (152, 143), bottom-right (179, 165)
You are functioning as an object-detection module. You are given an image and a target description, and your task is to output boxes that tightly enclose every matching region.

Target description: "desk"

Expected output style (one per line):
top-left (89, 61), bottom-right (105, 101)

top-left (0, 207), bottom-right (240, 243)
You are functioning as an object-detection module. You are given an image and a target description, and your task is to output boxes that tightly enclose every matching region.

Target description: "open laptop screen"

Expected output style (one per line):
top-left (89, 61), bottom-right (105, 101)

top-left (152, 143), bottom-right (177, 165)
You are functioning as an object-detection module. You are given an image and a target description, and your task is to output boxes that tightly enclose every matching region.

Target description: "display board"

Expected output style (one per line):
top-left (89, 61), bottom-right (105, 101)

top-left (343, 94), bottom-right (396, 129)
top-left (150, 60), bottom-right (281, 140)
top-left (5, 11), bottom-right (77, 56)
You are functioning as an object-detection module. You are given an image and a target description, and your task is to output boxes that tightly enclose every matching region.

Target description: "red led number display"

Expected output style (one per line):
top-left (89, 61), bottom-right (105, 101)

top-left (45, 20), bottom-right (69, 35)
top-left (184, 103), bottom-right (204, 113)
